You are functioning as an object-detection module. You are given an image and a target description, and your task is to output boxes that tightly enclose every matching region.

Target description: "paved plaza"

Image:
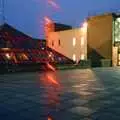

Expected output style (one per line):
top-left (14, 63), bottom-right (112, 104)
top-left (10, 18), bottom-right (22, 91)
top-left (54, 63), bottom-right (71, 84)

top-left (1, 67), bottom-right (120, 120)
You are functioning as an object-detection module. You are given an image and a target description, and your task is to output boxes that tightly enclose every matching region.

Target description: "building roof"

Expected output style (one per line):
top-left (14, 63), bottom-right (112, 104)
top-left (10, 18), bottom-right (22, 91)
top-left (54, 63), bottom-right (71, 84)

top-left (54, 23), bottom-right (72, 32)
top-left (0, 23), bottom-right (45, 49)
top-left (0, 23), bottom-right (32, 39)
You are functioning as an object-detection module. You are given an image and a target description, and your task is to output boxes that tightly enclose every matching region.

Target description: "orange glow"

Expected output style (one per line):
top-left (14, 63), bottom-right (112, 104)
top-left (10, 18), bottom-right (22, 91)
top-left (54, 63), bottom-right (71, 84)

top-left (22, 54), bottom-right (29, 60)
top-left (44, 16), bottom-right (52, 24)
top-left (48, 116), bottom-right (53, 120)
top-left (5, 53), bottom-right (11, 59)
top-left (47, 74), bottom-right (59, 85)
top-left (47, 63), bottom-right (56, 71)
top-left (47, 0), bottom-right (59, 9)
top-left (13, 55), bottom-right (18, 64)
top-left (49, 54), bottom-right (52, 57)
top-left (1, 48), bottom-right (10, 51)
top-left (44, 16), bottom-right (55, 38)
top-left (39, 71), bottom-right (61, 113)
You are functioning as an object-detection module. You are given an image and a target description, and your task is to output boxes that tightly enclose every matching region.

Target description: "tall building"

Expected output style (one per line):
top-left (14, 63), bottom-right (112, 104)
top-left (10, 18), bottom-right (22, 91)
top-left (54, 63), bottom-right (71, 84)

top-left (47, 12), bottom-right (120, 66)
top-left (87, 13), bottom-right (113, 67)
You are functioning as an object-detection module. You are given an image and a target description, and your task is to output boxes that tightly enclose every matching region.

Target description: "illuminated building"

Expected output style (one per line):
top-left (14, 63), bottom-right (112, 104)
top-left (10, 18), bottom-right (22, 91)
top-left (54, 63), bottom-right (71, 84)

top-left (47, 29), bottom-right (87, 63)
top-left (47, 13), bottom-right (120, 66)
top-left (46, 23), bottom-right (87, 64)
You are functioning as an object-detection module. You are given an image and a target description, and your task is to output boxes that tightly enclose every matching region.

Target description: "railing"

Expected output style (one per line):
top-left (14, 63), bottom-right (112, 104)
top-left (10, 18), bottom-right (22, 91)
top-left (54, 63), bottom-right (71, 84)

top-left (0, 48), bottom-right (49, 64)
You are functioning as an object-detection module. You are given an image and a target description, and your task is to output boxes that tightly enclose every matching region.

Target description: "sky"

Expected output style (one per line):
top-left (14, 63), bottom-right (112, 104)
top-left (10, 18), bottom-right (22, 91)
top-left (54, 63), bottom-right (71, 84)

top-left (3, 0), bottom-right (120, 39)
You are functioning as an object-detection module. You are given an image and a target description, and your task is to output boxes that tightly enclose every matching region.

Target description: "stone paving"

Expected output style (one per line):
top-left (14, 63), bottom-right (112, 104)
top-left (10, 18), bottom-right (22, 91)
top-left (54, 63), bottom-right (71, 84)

top-left (1, 67), bottom-right (120, 119)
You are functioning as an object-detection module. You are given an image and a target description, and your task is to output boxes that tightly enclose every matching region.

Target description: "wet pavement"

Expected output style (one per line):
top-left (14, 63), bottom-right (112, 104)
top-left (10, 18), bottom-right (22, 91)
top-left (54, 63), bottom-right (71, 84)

top-left (1, 67), bottom-right (120, 120)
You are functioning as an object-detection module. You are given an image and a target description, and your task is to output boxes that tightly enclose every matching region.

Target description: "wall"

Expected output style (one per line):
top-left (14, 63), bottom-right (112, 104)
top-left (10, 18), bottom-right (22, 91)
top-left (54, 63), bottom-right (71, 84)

top-left (87, 13), bottom-right (113, 67)
top-left (47, 28), bottom-right (87, 63)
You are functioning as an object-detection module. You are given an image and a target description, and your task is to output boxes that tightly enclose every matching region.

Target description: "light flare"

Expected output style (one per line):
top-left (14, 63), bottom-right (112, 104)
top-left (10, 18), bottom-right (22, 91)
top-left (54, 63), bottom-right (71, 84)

top-left (13, 55), bottom-right (18, 64)
top-left (47, 63), bottom-right (56, 71)
top-left (48, 116), bottom-right (53, 120)
top-left (47, 74), bottom-right (59, 85)
top-left (44, 16), bottom-right (53, 24)
top-left (47, 0), bottom-right (60, 9)
top-left (5, 53), bottom-right (11, 59)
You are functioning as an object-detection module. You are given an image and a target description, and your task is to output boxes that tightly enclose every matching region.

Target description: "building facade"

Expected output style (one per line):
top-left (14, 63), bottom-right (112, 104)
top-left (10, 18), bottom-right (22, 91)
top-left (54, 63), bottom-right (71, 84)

top-left (87, 13), bottom-right (120, 67)
top-left (87, 13), bottom-right (113, 67)
top-left (46, 13), bottom-right (120, 66)
top-left (47, 27), bottom-right (87, 63)
top-left (112, 13), bottom-right (120, 66)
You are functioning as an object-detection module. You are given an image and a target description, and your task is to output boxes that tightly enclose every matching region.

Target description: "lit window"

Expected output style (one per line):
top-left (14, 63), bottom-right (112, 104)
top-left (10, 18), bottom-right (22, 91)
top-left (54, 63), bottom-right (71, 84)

top-left (49, 52), bottom-right (53, 58)
top-left (5, 53), bottom-right (11, 59)
top-left (73, 37), bottom-right (76, 46)
top-left (22, 54), bottom-right (29, 60)
top-left (81, 37), bottom-right (84, 46)
top-left (81, 54), bottom-right (85, 60)
top-left (118, 54), bottom-right (120, 60)
top-left (115, 38), bottom-right (120, 41)
top-left (117, 18), bottom-right (120, 23)
top-left (73, 54), bottom-right (76, 61)
top-left (1, 48), bottom-right (10, 51)
top-left (115, 22), bottom-right (118, 26)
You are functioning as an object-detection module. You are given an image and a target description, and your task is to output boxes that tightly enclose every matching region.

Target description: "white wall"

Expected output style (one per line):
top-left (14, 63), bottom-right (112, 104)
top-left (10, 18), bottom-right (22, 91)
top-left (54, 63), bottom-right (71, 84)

top-left (47, 28), bottom-right (87, 63)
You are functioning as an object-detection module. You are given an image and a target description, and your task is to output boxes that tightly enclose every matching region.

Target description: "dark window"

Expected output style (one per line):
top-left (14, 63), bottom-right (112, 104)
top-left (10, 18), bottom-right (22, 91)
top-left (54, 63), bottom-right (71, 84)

top-left (52, 41), bottom-right (54, 46)
top-left (58, 39), bottom-right (61, 46)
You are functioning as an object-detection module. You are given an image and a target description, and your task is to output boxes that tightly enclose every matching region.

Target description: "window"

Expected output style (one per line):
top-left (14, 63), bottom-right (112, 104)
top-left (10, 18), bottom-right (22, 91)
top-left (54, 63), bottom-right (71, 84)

top-left (73, 54), bottom-right (76, 61)
top-left (5, 53), bottom-right (11, 60)
top-left (58, 39), bottom-right (61, 46)
top-left (73, 37), bottom-right (76, 46)
top-left (117, 18), bottom-right (120, 22)
top-left (52, 41), bottom-right (54, 46)
top-left (114, 17), bottom-right (120, 42)
top-left (81, 37), bottom-right (84, 46)
top-left (81, 54), bottom-right (85, 60)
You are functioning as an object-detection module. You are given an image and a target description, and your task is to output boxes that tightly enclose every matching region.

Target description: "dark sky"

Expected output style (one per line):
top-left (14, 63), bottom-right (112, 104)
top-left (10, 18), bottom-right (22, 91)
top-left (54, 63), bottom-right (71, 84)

top-left (4, 0), bottom-right (120, 38)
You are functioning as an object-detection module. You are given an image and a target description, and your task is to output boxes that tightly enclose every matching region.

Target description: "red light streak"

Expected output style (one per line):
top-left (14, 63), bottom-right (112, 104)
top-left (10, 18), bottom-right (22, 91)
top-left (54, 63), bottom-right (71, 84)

top-left (47, 74), bottom-right (59, 85)
top-left (47, 63), bottom-right (56, 71)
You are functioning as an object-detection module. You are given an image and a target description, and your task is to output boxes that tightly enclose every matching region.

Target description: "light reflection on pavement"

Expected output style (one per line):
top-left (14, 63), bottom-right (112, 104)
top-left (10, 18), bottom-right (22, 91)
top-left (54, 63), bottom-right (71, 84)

top-left (1, 68), bottom-right (120, 119)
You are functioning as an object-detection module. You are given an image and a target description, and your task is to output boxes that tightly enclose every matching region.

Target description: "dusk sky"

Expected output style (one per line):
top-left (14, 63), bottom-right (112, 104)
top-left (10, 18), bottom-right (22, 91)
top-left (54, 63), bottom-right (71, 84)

top-left (4, 0), bottom-right (120, 39)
